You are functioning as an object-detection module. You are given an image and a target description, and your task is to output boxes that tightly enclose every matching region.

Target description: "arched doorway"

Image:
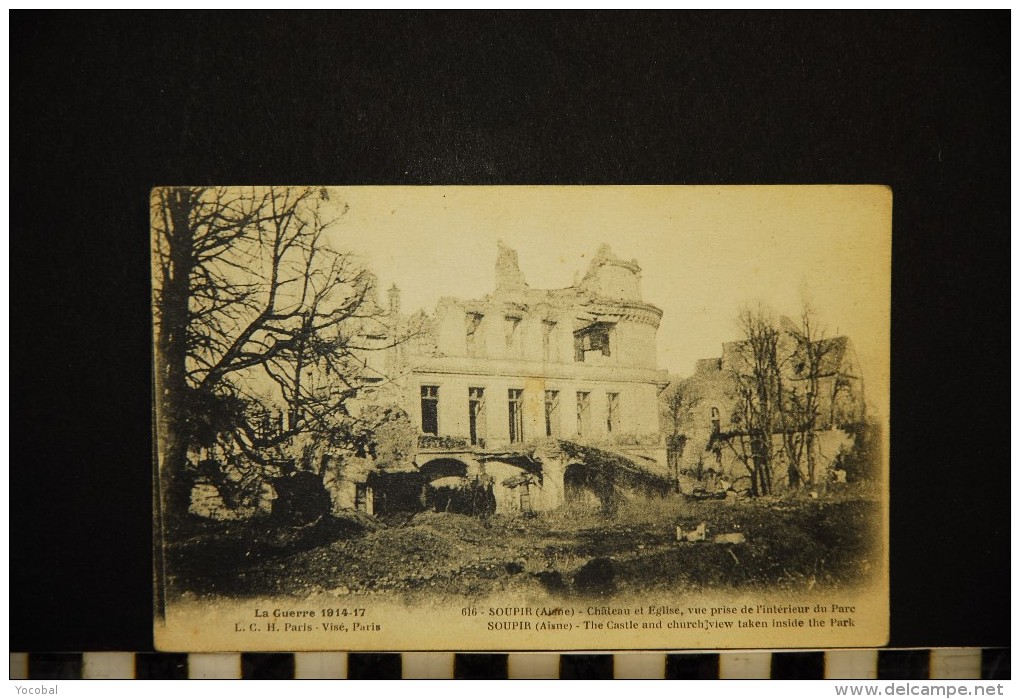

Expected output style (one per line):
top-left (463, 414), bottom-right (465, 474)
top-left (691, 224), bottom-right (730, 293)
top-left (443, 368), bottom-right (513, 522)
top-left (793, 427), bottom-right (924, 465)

top-left (563, 462), bottom-right (605, 509)
top-left (419, 458), bottom-right (469, 482)
top-left (419, 458), bottom-right (494, 515)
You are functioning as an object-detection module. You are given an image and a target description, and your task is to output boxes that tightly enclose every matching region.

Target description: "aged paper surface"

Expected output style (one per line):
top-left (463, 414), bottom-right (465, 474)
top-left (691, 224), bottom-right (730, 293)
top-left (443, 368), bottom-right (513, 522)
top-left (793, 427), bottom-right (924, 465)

top-left (153, 186), bottom-right (889, 651)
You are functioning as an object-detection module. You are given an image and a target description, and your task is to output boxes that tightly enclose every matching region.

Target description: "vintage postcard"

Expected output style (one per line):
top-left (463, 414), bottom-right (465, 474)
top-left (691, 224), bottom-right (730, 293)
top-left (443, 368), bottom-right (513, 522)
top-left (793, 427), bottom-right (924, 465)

top-left (153, 185), bottom-right (890, 651)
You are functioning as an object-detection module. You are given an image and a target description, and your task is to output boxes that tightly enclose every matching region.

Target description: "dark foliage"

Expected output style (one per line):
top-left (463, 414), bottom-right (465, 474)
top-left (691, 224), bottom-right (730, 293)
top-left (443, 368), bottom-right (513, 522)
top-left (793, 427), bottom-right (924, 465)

top-left (270, 471), bottom-right (332, 525)
top-left (835, 419), bottom-right (883, 482)
top-left (573, 557), bottom-right (617, 596)
top-left (424, 479), bottom-right (497, 517)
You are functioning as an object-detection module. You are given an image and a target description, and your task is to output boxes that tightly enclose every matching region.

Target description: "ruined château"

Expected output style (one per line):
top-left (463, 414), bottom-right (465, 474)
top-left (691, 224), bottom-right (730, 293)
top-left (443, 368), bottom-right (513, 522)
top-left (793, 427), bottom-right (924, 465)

top-left (352, 242), bottom-right (672, 516)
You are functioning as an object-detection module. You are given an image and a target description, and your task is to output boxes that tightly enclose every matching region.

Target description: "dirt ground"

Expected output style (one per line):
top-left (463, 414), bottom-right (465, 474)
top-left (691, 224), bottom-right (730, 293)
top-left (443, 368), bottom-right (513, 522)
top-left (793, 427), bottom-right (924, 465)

top-left (166, 486), bottom-right (881, 602)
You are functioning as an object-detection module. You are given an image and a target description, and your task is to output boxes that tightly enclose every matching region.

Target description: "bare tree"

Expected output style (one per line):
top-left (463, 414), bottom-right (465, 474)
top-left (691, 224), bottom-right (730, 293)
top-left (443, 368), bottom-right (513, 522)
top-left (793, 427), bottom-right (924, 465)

top-left (660, 379), bottom-right (701, 483)
top-left (718, 301), bottom-right (850, 494)
top-left (724, 305), bottom-right (785, 497)
top-left (152, 186), bottom-right (399, 522)
top-left (783, 302), bottom-right (839, 487)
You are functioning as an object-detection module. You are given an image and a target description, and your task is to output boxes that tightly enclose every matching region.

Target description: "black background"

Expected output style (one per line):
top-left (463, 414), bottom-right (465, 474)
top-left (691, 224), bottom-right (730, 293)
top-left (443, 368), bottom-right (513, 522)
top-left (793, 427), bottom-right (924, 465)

top-left (11, 12), bottom-right (1009, 651)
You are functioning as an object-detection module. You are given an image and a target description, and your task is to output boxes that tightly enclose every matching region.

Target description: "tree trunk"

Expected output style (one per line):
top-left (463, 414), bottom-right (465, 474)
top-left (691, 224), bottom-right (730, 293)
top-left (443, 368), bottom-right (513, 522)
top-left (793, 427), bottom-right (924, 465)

top-left (805, 429), bottom-right (817, 486)
top-left (155, 189), bottom-right (196, 525)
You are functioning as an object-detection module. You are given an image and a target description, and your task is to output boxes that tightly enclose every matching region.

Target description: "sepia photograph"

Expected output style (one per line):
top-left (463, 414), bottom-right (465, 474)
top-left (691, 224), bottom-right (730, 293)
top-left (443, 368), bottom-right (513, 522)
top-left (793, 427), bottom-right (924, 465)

top-left (153, 185), bottom-right (890, 652)
top-left (11, 11), bottom-right (1007, 677)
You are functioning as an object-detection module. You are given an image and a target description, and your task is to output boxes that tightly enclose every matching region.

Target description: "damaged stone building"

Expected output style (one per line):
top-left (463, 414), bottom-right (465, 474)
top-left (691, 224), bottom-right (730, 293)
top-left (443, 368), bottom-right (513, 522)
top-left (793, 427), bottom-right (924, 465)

top-left (347, 242), bottom-right (672, 517)
top-left (669, 328), bottom-right (866, 493)
top-left (187, 238), bottom-right (870, 521)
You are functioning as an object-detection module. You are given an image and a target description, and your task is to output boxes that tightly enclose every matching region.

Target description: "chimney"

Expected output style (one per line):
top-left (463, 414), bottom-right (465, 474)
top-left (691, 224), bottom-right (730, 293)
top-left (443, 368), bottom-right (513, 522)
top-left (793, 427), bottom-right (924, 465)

top-left (495, 240), bottom-right (527, 292)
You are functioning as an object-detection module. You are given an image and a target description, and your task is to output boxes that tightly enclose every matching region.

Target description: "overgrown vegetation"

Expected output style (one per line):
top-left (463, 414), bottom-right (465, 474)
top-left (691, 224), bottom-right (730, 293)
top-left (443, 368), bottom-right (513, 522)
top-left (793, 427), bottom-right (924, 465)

top-left (832, 418), bottom-right (883, 482)
top-left (167, 488), bottom-right (880, 601)
top-left (558, 441), bottom-right (673, 514)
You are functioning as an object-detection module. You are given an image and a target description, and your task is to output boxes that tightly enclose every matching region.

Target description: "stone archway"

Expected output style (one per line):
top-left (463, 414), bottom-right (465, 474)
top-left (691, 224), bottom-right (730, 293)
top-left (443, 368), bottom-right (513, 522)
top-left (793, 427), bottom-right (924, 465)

top-left (563, 462), bottom-right (604, 509)
top-left (419, 457), bottom-right (493, 515)
top-left (419, 457), bottom-right (470, 482)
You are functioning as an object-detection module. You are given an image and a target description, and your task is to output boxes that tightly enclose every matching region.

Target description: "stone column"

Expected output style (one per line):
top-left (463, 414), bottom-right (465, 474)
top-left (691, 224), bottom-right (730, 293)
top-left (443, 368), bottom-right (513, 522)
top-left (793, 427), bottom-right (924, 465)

top-left (535, 449), bottom-right (566, 511)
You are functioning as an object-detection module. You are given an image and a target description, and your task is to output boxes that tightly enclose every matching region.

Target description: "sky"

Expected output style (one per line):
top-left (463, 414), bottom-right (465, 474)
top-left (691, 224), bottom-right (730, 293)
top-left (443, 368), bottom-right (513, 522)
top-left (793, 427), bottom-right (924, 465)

top-left (323, 186), bottom-right (891, 413)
